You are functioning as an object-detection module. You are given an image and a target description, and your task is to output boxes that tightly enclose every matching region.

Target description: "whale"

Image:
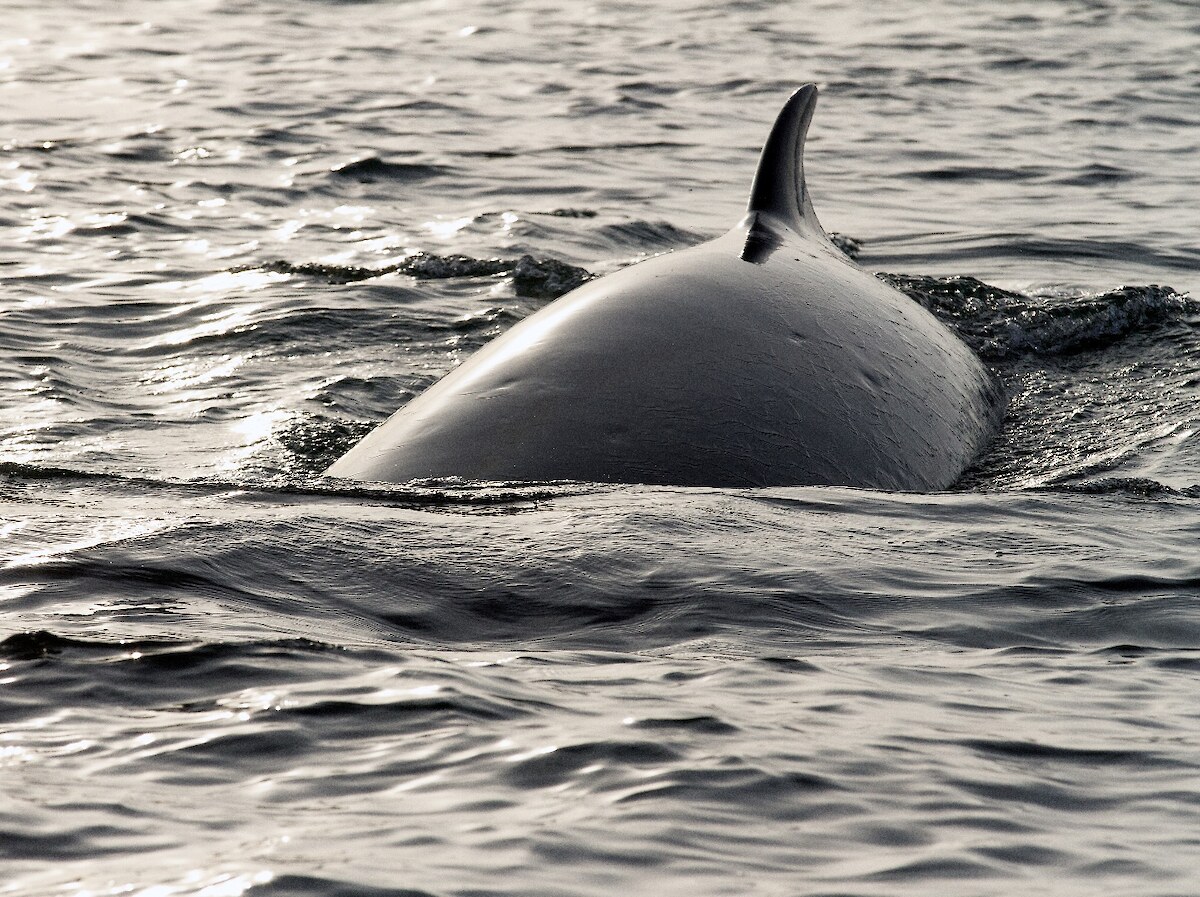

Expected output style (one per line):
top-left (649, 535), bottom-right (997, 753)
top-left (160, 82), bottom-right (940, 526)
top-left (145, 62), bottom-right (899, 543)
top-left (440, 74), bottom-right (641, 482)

top-left (325, 84), bottom-right (1004, 490)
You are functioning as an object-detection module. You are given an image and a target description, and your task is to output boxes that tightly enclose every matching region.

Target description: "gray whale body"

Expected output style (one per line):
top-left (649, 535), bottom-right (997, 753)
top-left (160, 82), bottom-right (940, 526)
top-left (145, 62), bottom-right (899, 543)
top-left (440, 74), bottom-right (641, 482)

top-left (326, 85), bottom-right (1004, 490)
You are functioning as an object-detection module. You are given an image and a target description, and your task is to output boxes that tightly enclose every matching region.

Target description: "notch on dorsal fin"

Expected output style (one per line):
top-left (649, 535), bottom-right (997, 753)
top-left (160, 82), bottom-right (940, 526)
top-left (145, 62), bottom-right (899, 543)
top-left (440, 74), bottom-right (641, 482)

top-left (746, 84), bottom-right (827, 238)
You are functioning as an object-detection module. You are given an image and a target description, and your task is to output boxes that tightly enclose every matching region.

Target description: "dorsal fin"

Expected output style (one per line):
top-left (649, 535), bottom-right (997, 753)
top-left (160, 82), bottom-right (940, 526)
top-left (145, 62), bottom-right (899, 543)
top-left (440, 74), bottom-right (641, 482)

top-left (746, 84), bottom-right (825, 237)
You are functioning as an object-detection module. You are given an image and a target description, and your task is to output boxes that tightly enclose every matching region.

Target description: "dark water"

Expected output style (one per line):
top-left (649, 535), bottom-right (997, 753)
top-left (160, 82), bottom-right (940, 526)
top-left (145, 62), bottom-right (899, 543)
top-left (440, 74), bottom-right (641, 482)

top-left (3, 1), bottom-right (1200, 894)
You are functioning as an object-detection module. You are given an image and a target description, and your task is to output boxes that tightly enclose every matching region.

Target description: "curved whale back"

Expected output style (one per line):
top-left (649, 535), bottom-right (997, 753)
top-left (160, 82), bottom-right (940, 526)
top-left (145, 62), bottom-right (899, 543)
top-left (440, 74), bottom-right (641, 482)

top-left (325, 86), bottom-right (1004, 490)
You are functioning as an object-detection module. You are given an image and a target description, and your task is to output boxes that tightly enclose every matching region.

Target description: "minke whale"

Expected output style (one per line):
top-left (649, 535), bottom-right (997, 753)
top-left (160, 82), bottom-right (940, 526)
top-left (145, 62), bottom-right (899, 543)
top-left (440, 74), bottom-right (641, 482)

top-left (326, 85), bottom-right (1004, 490)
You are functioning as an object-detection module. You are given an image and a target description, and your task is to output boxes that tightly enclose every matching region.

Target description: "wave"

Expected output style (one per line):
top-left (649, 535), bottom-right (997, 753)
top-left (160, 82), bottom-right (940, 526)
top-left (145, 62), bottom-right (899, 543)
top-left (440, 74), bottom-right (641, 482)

top-left (6, 483), bottom-right (1200, 653)
top-left (593, 220), bottom-right (705, 250)
top-left (239, 253), bottom-right (591, 299)
top-left (0, 459), bottom-right (602, 509)
top-left (881, 274), bottom-right (1196, 359)
top-left (326, 157), bottom-right (452, 183)
top-left (1035, 477), bottom-right (1200, 498)
top-left (0, 630), bottom-right (336, 664)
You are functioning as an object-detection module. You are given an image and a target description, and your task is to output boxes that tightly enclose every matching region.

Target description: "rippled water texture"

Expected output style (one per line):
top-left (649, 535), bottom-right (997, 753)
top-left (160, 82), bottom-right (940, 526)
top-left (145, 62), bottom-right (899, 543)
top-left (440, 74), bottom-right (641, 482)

top-left (2, 1), bottom-right (1200, 895)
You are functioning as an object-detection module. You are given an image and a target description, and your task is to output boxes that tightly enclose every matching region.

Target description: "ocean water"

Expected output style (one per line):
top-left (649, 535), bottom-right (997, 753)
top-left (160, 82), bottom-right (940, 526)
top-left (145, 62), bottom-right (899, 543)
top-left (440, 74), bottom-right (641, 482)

top-left (3, 1), bottom-right (1200, 894)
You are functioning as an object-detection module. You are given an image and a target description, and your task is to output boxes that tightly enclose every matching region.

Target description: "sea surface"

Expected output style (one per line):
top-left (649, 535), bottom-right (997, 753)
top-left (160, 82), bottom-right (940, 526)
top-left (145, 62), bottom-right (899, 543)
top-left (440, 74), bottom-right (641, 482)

top-left (3, 1), bottom-right (1200, 895)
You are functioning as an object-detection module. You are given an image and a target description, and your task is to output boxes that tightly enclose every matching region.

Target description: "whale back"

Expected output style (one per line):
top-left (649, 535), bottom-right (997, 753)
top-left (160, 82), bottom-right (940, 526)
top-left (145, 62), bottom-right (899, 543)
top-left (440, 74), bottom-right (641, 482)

top-left (324, 86), bottom-right (1005, 490)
